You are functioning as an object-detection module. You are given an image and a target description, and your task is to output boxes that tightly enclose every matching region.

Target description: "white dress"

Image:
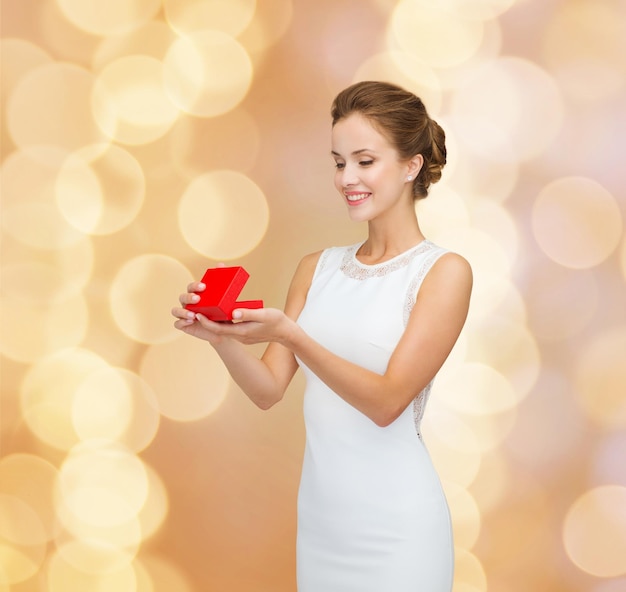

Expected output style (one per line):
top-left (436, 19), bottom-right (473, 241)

top-left (295, 240), bottom-right (454, 592)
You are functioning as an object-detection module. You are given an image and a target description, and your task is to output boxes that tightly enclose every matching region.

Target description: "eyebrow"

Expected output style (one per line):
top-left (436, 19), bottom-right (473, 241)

top-left (330, 149), bottom-right (376, 157)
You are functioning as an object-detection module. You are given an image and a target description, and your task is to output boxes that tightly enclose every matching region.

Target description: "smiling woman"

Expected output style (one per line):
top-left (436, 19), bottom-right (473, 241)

top-left (172, 80), bottom-right (472, 592)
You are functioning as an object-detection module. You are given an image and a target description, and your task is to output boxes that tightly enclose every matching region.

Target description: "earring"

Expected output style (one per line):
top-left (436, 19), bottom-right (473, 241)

top-left (407, 175), bottom-right (413, 181)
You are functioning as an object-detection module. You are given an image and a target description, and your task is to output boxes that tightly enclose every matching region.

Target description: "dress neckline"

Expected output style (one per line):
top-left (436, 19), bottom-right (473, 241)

top-left (352, 239), bottom-right (429, 268)
top-left (340, 239), bottom-right (435, 280)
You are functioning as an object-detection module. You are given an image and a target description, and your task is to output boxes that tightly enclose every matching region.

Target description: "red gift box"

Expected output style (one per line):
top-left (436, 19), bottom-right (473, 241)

top-left (185, 266), bottom-right (263, 321)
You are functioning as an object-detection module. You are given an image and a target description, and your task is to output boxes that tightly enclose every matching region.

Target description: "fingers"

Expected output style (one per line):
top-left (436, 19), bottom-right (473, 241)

top-left (186, 281), bottom-right (206, 293)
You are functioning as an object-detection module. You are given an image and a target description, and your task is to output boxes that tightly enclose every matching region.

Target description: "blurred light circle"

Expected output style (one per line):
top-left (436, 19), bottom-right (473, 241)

top-left (469, 200), bottom-right (519, 264)
top-left (416, 186), bottom-right (471, 240)
top-left (354, 51), bottom-right (443, 115)
top-left (554, 58), bottom-right (624, 104)
top-left (443, 482), bottom-right (481, 549)
top-left (0, 147), bottom-right (86, 250)
top-left (55, 144), bottom-right (145, 235)
top-left (468, 316), bottom-right (540, 402)
top-left (453, 548), bottom-right (487, 591)
top-left (0, 292), bottom-right (89, 364)
top-left (563, 485), bottom-right (626, 577)
top-left (92, 56), bottom-right (181, 146)
top-left (178, 170), bottom-right (270, 259)
top-left (7, 63), bottom-right (107, 151)
top-left (20, 348), bottom-right (110, 450)
top-left (0, 495), bottom-right (46, 585)
top-left (620, 237), bottom-right (626, 281)
top-left (92, 21), bottom-right (177, 71)
top-left (440, 0), bottom-right (515, 20)
top-left (55, 538), bottom-right (136, 576)
top-left (110, 254), bottom-right (193, 345)
top-left (466, 272), bottom-right (526, 325)
top-left (0, 454), bottom-right (59, 543)
top-left (468, 450), bottom-right (509, 512)
top-left (56, 0), bottom-right (161, 37)
top-left (238, 0), bottom-right (293, 55)
top-left (163, 0), bottom-right (257, 37)
top-left (72, 367), bottom-right (160, 452)
top-left (46, 548), bottom-right (137, 592)
top-left (0, 38), bottom-right (53, 104)
top-left (389, 0), bottom-right (484, 69)
top-left (422, 410), bottom-right (482, 488)
top-left (58, 441), bottom-right (149, 528)
top-left (137, 464), bottom-right (169, 542)
top-left (140, 336), bottom-right (230, 421)
top-left (532, 177), bottom-right (623, 269)
top-left (436, 362), bottom-right (517, 415)
top-left (594, 431), bottom-right (626, 488)
top-left (450, 57), bottom-right (564, 163)
top-left (574, 326), bottom-right (626, 429)
top-left (163, 31), bottom-right (253, 117)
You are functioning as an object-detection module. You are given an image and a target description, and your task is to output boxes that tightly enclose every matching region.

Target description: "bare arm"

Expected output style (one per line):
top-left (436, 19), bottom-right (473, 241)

top-left (171, 252), bottom-right (321, 409)
top-left (209, 253), bottom-right (472, 426)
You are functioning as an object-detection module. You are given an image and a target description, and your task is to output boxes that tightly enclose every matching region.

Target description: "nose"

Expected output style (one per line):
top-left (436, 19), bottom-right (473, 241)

top-left (339, 163), bottom-right (359, 187)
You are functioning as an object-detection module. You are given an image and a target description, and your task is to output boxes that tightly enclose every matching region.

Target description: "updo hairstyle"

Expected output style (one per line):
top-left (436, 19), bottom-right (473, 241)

top-left (331, 81), bottom-right (446, 200)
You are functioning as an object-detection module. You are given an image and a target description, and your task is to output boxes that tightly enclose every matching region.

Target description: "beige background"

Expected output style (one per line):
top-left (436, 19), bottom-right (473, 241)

top-left (1, 0), bottom-right (625, 590)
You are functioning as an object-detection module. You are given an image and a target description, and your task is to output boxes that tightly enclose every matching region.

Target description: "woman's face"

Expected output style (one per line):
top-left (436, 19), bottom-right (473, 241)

top-left (331, 113), bottom-right (416, 223)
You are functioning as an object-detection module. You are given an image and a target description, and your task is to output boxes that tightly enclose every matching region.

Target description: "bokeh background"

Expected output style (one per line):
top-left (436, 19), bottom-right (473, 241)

top-left (1, 0), bottom-right (625, 590)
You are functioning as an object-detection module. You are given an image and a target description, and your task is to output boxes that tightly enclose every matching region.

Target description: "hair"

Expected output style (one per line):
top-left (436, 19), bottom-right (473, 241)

top-left (330, 81), bottom-right (447, 200)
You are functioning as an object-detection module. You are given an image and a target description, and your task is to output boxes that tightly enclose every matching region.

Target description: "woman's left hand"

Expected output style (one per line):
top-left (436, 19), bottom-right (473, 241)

top-left (194, 307), bottom-right (296, 347)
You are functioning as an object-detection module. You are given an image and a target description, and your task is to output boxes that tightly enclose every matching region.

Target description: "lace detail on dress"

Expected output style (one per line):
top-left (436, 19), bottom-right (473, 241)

top-left (340, 240), bottom-right (436, 280)
top-left (402, 248), bottom-right (448, 326)
top-left (413, 383), bottom-right (432, 439)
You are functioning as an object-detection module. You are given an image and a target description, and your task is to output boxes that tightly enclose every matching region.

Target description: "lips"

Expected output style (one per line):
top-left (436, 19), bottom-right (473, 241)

top-left (345, 192), bottom-right (370, 205)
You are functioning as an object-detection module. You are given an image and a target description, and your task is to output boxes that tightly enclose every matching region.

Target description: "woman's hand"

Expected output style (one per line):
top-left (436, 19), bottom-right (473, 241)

top-left (195, 307), bottom-right (297, 347)
top-left (171, 281), bottom-right (230, 345)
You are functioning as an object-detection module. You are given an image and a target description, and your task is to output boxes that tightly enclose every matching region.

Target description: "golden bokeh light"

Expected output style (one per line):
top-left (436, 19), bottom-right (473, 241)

top-left (563, 485), bottom-right (626, 578)
top-left (46, 548), bottom-right (138, 592)
top-left (532, 177), bottom-right (623, 269)
top-left (574, 326), bottom-right (626, 429)
top-left (238, 0), bottom-right (293, 56)
top-left (164, 0), bottom-right (257, 37)
top-left (20, 348), bottom-right (110, 450)
top-left (453, 548), bottom-right (487, 591)
top-left (57, 440), bottom-right (149, 528)
top-left (440, 0), bottom-right (515, 21)
top-left (136, 464), bottom-right (169, 542)
top-left (109, 254), bottom-right (193, 345)
top-left (55, 144), bottom-right (146, 235)
top-left (621, 237), bottom-right (626, 281)
top-left (163, 31), bottom-right (253, 117)
top-left (450, 57), bottom-right (564, 163)
top-left (92, 21), bottom-right (178, 71)
top-left (92, 56), bottom-right (181, 146)
top-left (0, 147), bottom-right (88, 250)
top-left (0, 454), bottom-right (59, 544)
top-left (417, 186), bottom-right (471, 241)
top-left (0, 38), bottom-right (53, 104)
top-left (389, 0), bottom-right (484, 69)
top-left (54, 537), bottom-right (136, 576)
top-left (136, 554), bottom-right (194, 592)
top-left (178, 170), bottom-right (270, 259)
top-left (0, 291), bottom-right (89, 364)
top-left (56, 0), bottom-right (161, 37)
top-left (6, 63), bottom-right (108, 151)
top-left (423, 410), bottom-right (482, 488)
top-left (0, 494), bottom-right (47, 585)
top-left (139, 336), bottom-right (231, 421)
top-left (71, 367), bottom-right (160, 451)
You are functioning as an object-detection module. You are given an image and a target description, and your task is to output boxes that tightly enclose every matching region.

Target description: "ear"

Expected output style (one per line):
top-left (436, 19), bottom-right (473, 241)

top-left (407, 154), bottom-right (424, 179)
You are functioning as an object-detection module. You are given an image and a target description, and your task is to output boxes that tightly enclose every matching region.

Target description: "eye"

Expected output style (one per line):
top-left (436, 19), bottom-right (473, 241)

top-left (334, 162), bottom-right (345, 170)
top-left (359, 160), bottom-right (374, 167)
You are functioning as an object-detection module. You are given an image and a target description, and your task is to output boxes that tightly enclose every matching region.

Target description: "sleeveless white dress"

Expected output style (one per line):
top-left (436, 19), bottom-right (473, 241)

top-left (295, 240), bottom-right (454, 592)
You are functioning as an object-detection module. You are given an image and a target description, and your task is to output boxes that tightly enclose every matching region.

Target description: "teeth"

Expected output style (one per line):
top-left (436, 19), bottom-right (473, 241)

top-left (346, 193), bottom-right (369, 201)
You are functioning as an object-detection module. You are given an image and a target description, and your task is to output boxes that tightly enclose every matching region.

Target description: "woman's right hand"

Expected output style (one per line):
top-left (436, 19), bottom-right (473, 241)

top-left (171, 281), bottom-right (230, 346)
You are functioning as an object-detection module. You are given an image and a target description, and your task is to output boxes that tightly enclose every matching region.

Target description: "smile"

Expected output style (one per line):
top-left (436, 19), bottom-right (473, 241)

top-left (345, 192), bottom-right (370, 204)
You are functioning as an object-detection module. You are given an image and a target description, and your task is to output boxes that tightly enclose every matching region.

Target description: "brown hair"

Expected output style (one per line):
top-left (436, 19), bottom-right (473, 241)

top-left (331, 81), bottom-right (446, 200)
